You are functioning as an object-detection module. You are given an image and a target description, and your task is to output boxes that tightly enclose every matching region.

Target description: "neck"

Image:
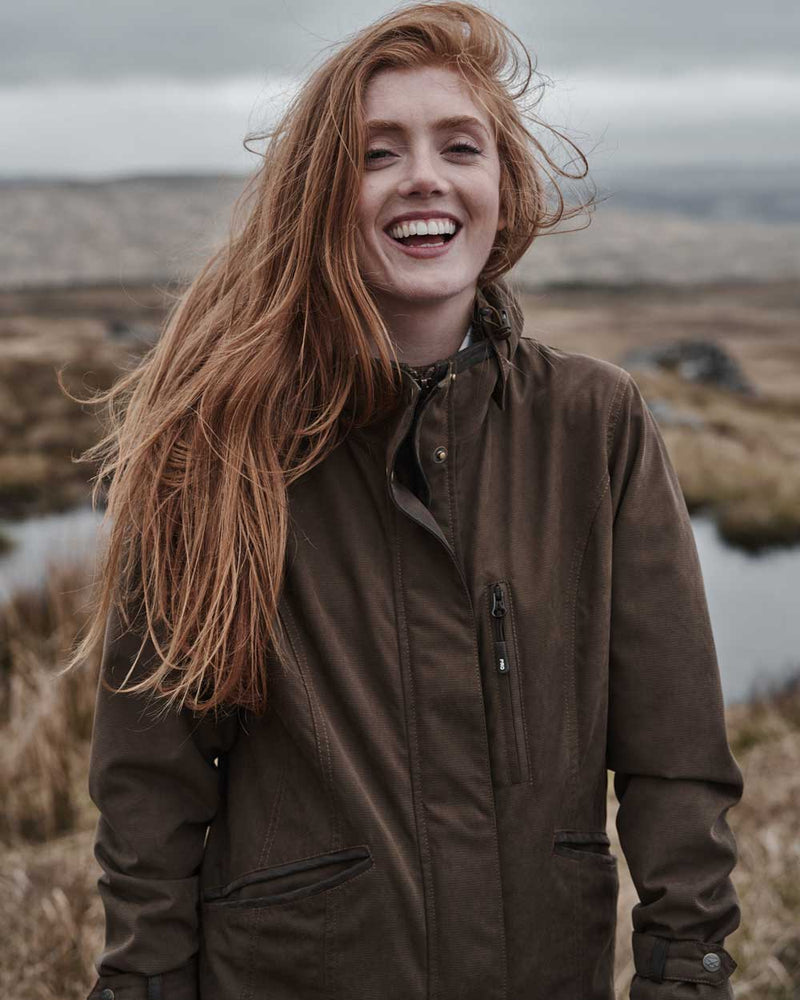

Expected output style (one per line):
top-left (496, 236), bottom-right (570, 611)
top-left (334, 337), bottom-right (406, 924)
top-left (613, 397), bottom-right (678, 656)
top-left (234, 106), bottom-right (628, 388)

top-left (371, 286), bottom-right (475, 366)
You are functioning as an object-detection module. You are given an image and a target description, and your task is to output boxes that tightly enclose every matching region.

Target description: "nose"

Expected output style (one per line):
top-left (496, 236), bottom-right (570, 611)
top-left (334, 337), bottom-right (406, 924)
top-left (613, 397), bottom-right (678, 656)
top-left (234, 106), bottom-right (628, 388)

top-left (396, 144), bottom-right (451, 199)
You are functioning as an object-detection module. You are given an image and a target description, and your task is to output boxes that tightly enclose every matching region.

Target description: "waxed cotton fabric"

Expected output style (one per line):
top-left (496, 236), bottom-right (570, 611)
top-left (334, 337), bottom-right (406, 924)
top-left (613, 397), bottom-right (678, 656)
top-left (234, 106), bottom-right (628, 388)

top-left (86, 280), bottom-right (743, 1000)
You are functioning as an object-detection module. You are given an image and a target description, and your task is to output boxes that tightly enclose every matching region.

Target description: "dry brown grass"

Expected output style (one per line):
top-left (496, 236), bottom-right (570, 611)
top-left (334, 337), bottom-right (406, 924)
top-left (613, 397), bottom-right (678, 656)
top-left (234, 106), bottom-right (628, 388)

top-left (0, 562), bottom-right (101, 845)
top-left (633, 368), bottom-right (800, 549)
top-left (0, 558), bottom-right (797, 998)
top-left (0, 287), bottom-right (165, 519)
top-left (723, 678), bottom-right (800, 998)
top-left (0, 561), bottom-right (103, 997)
top-left (520, 281), bottom-right (800, 549)
top-left (0, 830), bottom-right (102, 1000)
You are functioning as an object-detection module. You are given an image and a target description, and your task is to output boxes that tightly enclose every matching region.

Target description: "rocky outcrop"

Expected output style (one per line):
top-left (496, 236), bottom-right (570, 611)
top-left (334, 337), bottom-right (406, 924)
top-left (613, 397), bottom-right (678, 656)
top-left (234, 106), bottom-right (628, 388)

top-left (619, 339), bottom-right (756, 395)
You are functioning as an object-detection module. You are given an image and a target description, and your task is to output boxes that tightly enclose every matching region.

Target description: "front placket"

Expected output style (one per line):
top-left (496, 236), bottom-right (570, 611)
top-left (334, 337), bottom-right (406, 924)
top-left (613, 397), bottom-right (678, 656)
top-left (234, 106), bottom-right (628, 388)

top-left (386, 369), bottom-right (508, 1000)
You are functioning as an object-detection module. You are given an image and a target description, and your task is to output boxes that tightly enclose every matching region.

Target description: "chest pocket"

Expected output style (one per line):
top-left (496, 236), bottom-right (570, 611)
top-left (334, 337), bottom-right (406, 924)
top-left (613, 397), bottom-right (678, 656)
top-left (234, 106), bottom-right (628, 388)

top-left (481, 580), bottom-right (531, 787)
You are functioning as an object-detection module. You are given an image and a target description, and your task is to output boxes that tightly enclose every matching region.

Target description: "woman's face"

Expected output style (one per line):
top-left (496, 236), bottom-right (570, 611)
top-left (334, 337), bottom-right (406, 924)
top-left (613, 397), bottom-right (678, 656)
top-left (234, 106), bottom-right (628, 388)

top-left (355, 64), bottom-right (505, 314)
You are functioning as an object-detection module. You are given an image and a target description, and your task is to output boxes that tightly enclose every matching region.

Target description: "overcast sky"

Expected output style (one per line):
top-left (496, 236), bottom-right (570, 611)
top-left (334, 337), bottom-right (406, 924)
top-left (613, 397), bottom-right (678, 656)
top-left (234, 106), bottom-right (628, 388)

top-left (0, 0), bottom-right (796, 178)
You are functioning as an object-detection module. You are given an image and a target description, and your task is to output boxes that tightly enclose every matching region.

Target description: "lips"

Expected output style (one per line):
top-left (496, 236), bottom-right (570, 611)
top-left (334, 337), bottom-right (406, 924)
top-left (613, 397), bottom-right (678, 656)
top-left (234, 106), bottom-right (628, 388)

top-left (381, 224), bottom-right (461, 260)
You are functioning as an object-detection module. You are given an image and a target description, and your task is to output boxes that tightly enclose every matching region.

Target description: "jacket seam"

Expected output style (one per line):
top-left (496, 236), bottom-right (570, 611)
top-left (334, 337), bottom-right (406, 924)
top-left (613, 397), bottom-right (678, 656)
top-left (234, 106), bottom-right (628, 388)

top-left (237, 736), bottom-right (288, 1000)
top-left (569, 473), bottom-right (612, 789)
top-left (473, 588), bottom-right (511, 994)
top-left (445, 363), bottom-right (463, 570)
top-left (605, 368), bottom-right (632, 468)
top-left (563, 367), bottom-right (630, 812)
top-left (391, 506), bottom-right (439, 999)
top-left (276, 608), bottom-right (339, 996)
top-left (563, 469), bottom-right (611, 828)
top-left (278, 607), bottom-right (339, 847)
top-left (473, 620), bottom-right (510, 992)
top-left (565, 473), bottom-right (609, 1000)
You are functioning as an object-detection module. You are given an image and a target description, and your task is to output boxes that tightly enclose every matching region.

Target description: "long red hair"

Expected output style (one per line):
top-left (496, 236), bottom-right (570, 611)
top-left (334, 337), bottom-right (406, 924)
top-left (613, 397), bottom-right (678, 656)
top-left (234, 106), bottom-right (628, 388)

top-left (61, 1), bottom-right (594, 717)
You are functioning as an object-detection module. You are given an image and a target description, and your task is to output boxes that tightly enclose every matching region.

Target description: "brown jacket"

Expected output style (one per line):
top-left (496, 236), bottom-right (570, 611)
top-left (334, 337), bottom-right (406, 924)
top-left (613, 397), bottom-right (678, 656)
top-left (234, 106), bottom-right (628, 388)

top-left (86, 281), bottom-right (743, 1000)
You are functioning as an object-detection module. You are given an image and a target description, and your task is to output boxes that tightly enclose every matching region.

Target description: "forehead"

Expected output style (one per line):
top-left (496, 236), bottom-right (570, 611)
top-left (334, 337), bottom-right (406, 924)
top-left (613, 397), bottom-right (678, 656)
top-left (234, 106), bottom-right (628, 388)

top-left (363, 65), bottom-right (493, 137)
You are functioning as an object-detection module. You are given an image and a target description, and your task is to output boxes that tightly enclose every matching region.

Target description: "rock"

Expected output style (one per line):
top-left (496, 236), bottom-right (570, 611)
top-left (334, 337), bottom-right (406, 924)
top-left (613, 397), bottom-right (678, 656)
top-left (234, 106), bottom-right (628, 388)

top-left (619, 338), bottom-right (756, 395)
top-left (645, 397), bottom-right (705, 429)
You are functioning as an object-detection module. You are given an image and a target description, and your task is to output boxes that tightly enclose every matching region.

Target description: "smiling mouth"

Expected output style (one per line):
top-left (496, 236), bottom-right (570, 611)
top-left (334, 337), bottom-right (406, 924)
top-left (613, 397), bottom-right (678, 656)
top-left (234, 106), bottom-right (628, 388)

top-left (384, 220), bottom-right (461, 248)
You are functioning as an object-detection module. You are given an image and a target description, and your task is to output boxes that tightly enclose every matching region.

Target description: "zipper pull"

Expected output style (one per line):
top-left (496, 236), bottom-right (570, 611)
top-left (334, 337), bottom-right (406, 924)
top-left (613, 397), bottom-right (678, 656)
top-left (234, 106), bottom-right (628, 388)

top-left (494, 639), bottom-right (510, 673)
top-left (491, 585), bottom-right (506, 617)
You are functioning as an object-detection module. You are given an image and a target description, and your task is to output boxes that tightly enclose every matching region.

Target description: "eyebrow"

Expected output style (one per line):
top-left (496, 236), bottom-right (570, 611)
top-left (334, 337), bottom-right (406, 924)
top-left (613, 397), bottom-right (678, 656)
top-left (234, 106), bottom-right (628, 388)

top-left (366, 115), bottom-right (491, 139)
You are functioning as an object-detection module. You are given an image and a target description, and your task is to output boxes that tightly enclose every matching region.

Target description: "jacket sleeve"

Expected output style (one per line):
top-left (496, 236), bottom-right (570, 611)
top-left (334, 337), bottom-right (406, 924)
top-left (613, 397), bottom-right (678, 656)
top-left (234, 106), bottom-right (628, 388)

top-left (85, 599), bottom-right (240, 1000)
top-left (605, 372), bottom-right (744, 999)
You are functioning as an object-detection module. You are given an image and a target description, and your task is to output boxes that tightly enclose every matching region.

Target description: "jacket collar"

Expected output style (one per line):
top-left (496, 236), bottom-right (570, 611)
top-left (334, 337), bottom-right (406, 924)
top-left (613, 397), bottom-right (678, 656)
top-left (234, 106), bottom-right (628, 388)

top-left (473, 280), bottom-right (523, 412)
top-left (347, 279), bottom-right (524, 454)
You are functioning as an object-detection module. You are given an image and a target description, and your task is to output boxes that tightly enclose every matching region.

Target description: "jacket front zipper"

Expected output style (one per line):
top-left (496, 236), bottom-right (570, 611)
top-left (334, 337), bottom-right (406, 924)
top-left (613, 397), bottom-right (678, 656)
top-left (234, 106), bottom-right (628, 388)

top-left (489, 581), bottom-right (530, 785)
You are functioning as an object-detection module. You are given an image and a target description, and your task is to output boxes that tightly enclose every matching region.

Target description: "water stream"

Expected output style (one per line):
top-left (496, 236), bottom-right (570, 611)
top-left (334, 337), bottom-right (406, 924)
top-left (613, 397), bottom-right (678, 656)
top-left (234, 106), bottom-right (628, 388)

top-left (1, 505), bottom-right (798, 704)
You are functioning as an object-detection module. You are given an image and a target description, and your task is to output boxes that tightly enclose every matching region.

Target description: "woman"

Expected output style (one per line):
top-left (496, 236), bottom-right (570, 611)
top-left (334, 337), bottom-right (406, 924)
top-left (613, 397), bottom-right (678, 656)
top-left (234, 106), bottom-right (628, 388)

top-left (73, 4), bottom-right (743, 999)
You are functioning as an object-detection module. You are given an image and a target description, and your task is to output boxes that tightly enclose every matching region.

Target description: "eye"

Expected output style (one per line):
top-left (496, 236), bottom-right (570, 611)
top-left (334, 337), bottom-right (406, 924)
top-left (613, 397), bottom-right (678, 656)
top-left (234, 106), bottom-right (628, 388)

top-left (364, 142), bottom-right (482, 167)
top-left (447, 142), bottom-right (482, 156)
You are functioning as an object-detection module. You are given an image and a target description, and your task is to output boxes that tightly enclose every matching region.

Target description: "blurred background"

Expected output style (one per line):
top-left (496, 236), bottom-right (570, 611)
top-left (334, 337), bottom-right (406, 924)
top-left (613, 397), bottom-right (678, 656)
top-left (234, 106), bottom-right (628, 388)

top-left (0, 1), bottom-right (798, 997)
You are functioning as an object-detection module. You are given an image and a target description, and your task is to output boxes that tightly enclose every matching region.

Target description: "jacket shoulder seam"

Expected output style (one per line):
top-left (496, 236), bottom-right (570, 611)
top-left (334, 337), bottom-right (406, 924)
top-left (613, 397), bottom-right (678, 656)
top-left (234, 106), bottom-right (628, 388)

top-left (605, 368), bottom-right (633, 459)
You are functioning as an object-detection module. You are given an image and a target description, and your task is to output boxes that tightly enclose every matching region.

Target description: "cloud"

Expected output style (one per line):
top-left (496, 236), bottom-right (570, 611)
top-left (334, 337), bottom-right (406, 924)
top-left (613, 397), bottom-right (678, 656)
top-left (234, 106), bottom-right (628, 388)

top-left (0, 75), bottom-right (297, 178)
top-left (1, 0), bottom-right (798, 84)
top-left (0, 66), bottom-right (797, 179)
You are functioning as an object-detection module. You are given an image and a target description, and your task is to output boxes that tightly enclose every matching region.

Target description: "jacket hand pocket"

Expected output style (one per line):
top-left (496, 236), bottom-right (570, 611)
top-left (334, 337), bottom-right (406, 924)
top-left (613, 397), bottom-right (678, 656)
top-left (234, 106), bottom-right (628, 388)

top-left (552, 830), bottom-right (617, 866)
top-left (201, 843), bottom-right (373, 909)
top-left (200, 844), bottom-right (375, 998)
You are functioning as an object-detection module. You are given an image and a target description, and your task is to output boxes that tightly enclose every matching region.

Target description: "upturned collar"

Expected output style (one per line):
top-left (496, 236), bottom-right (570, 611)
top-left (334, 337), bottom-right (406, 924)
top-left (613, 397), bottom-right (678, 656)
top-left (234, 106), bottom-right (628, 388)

top-left (349, 279), bottom-right (524, 448)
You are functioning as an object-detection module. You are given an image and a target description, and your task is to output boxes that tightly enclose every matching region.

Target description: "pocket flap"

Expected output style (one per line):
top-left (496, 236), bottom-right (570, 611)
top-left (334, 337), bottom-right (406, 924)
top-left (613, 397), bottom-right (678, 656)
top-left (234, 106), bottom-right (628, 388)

top-left (202, 844), bottom-right (373, 906)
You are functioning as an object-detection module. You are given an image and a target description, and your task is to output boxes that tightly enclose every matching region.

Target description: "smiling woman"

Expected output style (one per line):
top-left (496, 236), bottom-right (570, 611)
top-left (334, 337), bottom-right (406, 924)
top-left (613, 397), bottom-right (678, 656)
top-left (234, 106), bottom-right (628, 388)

top-left (356, 66), bottom-right (507, 362)
top-left (66, 4), bottom-right (742, 1000)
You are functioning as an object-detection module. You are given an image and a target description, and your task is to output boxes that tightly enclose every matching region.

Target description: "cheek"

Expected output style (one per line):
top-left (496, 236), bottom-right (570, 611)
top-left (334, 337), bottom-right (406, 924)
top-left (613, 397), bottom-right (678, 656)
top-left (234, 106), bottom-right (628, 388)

top-left (355, 182), bottom-right (380, 235)
top-left (474, 171), bottom-right (503, 228)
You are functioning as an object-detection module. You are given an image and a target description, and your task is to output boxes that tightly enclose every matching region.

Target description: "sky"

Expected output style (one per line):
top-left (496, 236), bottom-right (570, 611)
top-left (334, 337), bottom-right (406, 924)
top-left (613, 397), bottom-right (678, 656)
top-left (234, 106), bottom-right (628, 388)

top-left (0, 0), bottom-right (796, 179)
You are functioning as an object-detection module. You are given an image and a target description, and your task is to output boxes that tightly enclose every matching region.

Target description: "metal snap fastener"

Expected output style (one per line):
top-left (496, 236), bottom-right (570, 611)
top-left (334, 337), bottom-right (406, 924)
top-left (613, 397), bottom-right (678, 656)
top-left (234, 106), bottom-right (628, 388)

top-left (99, 989), bottom-right (115, 1000)
top-left (702, 952), bottom-right (721, 972)
top-left (433, 446), bottom-right (447, 463)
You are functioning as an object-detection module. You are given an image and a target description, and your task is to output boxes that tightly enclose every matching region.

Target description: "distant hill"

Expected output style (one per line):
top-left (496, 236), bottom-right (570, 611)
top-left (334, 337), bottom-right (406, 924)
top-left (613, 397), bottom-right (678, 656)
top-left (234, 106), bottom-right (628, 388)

top-left (1, 166), bottom-right (798, 290)
top-left (592, 162), bottom-right (800, 225)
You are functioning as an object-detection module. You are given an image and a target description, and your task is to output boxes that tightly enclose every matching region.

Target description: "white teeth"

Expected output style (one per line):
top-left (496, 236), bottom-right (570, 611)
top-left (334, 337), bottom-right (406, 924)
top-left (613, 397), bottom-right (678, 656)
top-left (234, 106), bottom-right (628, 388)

top-left (387, 217), bottom-right (458, 240)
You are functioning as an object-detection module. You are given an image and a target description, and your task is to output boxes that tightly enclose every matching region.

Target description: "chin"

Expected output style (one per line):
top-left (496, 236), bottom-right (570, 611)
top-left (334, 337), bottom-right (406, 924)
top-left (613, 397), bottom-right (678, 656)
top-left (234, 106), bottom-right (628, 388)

top-left (376, 272), bottom-right (477, 305)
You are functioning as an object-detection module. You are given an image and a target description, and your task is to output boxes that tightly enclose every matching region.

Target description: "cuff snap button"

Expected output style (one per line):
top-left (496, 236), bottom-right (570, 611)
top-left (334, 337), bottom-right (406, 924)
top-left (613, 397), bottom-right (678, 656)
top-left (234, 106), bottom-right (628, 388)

top-left (702, 952), bottom-right (721, 972)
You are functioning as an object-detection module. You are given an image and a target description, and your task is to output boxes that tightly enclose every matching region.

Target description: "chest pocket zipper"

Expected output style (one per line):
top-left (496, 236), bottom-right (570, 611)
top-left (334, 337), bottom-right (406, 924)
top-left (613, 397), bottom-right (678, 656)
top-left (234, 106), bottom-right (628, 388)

top-left (488, 581), bottom-right (530, 786)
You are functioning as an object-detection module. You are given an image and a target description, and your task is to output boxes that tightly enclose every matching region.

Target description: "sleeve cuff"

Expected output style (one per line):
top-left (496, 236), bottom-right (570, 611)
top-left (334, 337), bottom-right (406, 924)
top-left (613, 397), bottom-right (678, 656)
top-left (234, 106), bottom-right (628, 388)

top-left (632, 931), bottom-right (737, 986)
top-left (86, 960), bottom-right (197, 1000)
